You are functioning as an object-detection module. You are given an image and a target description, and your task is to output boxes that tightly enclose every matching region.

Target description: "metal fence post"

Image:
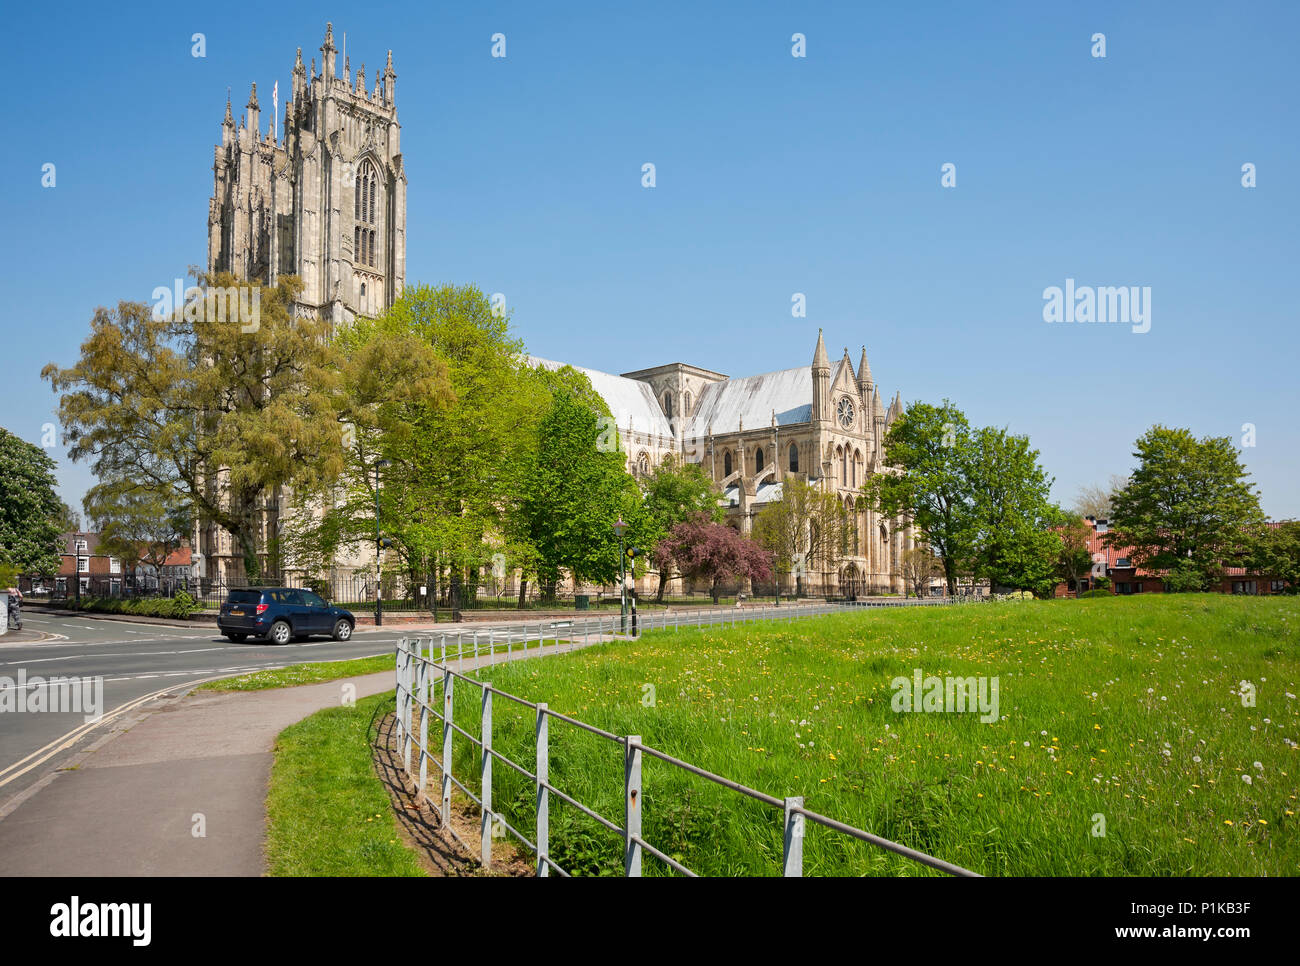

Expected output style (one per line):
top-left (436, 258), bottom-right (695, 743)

top-left (536, 703), bottom-right (549, 877)
top-left (474, 630), bottom-right (479, 664)
top-left (418, 641), bottom-right (429, 793)
top-left (783, 796), bottom-right (805, 876)
top-left (624, 735), bottom-right (642, 877)
top-left (402, 642), bottom-right (413, 776)
top-left (489, 629), bottom-right (495, 665)
top-left (480, 687), bottom-right (493, 869)
top-left (441, 666), bottom-right (454, 826)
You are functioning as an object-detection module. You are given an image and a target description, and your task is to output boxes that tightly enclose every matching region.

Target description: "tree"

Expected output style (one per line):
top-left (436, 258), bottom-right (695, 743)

top-left (517, 384), bottom-right (643, 599)
top-left (866, 401), bottom-right (1062, 596)
top-left (752, 477), bottom-right (847, 595)
top-left (640, 455), bottom-right (722, 601)
top-left (900, 546), bottom-right (940, 598)
top-left (371, 284), bottom-right (541, 609)
top-left (1108, 426), bottom-right (1264, 589)
top-left (653, 514), bottom-right (772, 603)
top-left (85, 480), bottom-right (192, 590)
top-left (1245, 521), bottom-right (1300, 593)
top-left (275, 300), bottom-right (455, 590)
top-left (0, 428), bottom-right (64, 575)
top-left (863, 400), bottom-right (976, 595)
top-left (54, 501), bottom-right (81, 534)
top-left (965, 426), bottom-right (1062, 597)
top-left (43, 274), bottom-right (346, 580)
top-left (1071, 475), bottom-right (1128, 519)
top-left (1056, 516), bottom-right (1095, 595)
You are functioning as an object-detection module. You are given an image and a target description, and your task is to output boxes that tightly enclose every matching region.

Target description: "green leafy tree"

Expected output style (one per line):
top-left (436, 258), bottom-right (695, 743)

top-left (43, 274), bottom-right (345, 580)
top-left (863, 400), bottom-right (976, 595)
top-left (1107, 426), bottom-right (1264, 589)
top-left (1245, 521), bottom-right (1300, 593)
top-left (85, 480), bottom-right (193, 590)
top-left (517, 385), bottom-right (643, 599)
top-left (965, 426), bottom-right (1063, 596)
top-left (0, 428), bottom-right (64, 575)
top-left (640, 455), bottom-right (722, 601)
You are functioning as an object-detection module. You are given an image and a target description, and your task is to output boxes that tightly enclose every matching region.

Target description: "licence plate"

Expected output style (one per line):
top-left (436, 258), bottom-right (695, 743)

top-left (230, 608), bottom-right (244, 616)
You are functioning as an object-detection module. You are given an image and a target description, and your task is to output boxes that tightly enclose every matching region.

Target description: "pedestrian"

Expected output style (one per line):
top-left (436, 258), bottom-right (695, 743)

top-left (5, 587), bottom-right (22, 630)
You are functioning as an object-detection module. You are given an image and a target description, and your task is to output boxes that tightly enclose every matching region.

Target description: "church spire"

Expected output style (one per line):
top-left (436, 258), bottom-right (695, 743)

top-left (812, 328), bottom-right (830, 371)
top-left (840, 346), bottom-right (855, 382)
top-left (321, 22), bottom-right (336, 80)
top-left (383, 49), bottom-right (396, 106)
top-left (857, 346), bottom-right (872, 395)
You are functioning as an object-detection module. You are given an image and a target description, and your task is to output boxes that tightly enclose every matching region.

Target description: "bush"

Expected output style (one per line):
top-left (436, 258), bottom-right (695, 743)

top-left (1079, 589), bottom-right (1114, 599)
top-left (66, 592), bottom-right (203, 619)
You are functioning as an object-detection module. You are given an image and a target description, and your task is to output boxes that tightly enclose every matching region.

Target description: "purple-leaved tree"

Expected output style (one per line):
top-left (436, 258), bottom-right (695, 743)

top-left (653, 513), bottom-right (773, 603)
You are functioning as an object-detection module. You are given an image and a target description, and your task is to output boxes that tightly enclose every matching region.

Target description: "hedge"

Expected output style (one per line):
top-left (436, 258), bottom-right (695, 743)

top-left (64, 591), bottom-right (203, 619)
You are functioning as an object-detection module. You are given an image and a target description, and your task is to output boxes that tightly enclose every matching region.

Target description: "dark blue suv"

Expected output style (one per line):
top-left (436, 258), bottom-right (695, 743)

top-left (218, 588), bottom-right (356, 644)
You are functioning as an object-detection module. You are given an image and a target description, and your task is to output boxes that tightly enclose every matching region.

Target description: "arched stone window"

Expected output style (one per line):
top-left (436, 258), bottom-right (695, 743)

top-left (723, 451), bottom-right (733, 477)
top-left (852, 448), bottom-right (862, 488)
top-left (788, 442), bottom-right (799, 472)
top-left (755, 447), bottom-right (765, 473)
top-left (636, 452), bottom-right (649, 477)
top-left (662, 393), bottom-right (673, 418)
top-left (684, 391), bottom-right (692, 415)
top-left (354, 159), bottom-right (380, 268)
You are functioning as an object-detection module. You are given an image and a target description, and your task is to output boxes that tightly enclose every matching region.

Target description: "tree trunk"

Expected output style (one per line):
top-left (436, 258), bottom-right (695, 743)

top-left (655, 566), bottom-right (670, 603)
top-left (517, 576), bottom-right (528, 609)
top-left (711, 578), bottom-right (720, 604)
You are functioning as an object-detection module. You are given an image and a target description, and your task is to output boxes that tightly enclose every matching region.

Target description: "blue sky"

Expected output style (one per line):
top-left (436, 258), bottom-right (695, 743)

top-left (2, 0), bottom-right (1297, 519)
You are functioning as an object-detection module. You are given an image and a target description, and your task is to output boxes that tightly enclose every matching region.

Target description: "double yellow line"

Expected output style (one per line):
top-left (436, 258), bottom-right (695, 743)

top-left (0, 679), bottom-right (199, 792)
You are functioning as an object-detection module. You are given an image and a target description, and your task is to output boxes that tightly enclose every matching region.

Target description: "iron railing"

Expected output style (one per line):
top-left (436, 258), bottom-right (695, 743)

top-left (392, 598), bottom-right (981, 877)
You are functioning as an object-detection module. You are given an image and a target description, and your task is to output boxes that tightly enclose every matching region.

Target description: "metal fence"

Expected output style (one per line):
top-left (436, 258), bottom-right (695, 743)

top-left (392, 598), bottom-right (981, 877)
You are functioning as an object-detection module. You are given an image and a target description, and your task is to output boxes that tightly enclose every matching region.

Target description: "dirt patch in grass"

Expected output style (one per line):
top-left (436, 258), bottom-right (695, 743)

top-left (372, 710), bottom-right (534, 877)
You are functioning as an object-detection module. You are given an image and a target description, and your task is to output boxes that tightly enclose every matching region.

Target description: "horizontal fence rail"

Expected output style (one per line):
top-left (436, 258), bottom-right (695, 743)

top-left (392, 598), bottom-right (981, 878)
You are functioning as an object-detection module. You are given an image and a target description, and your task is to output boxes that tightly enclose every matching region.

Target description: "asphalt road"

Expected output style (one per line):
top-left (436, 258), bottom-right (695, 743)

top-left (0, 611), bottom-right (405, 806)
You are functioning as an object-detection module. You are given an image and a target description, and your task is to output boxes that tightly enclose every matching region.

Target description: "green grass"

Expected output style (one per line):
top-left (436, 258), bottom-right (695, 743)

top-left (266, 691), bottom-right (427, 876)
top-left (434, 595), bottom-right (1300, 876)
top-left (200, 654), bottom-right (397, 691)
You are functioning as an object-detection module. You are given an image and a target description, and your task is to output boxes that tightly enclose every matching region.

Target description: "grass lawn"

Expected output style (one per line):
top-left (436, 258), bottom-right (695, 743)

top-left (265, 691), bottom-right (427, 876)
top-left (200, 654), bottom-right (396, 691)
top-left (433, 595), bottom-right (1299, 876)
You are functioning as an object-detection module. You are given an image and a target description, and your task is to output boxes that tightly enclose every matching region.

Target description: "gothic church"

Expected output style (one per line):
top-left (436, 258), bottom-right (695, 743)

top-left (202, 24), bottom-right (915, 596)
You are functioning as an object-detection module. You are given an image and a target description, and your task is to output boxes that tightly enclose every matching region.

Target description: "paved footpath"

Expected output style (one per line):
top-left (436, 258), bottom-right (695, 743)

top-left (0, 636), bottom-right (602, 876)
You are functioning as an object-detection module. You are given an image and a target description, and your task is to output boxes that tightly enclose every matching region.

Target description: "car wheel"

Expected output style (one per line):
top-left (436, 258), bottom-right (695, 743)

top-left (225, 633), bottom-right (247, 642)
top-left (269, 620), bottom-right (292, 645)
top-left (332, 619), bottom-right (353, 641)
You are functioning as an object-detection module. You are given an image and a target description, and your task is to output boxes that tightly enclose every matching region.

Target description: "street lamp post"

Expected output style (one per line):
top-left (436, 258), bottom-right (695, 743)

top-left (613, 517), bottom-right (628, 634)
top-left (374, 459), bottom-right (391, 626)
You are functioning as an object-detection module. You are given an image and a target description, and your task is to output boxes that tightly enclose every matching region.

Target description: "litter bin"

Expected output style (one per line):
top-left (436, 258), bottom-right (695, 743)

top-left (574, 595), bottom-right (590, 611)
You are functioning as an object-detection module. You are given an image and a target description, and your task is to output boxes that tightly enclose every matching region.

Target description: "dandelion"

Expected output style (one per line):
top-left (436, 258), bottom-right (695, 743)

top-left (1193, 756), bottom-right (1202, 763)
top-left (1254, 762), bottom-right (1263, 771)
top-left (1242, 775), bottom-right (1253, 785)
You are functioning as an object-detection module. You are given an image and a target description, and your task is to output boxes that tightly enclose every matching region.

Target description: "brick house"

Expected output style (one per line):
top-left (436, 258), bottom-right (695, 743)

top-left (1054, 518), bottom-right (1290, 597)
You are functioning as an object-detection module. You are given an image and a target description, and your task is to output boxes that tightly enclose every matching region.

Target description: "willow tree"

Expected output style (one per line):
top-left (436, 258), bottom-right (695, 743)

top-left (43, 274), bottom-right (345, 580)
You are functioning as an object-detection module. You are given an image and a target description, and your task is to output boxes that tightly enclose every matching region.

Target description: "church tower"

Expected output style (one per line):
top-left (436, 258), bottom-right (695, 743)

top-left (207, 23), bottom-right (407, 328)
